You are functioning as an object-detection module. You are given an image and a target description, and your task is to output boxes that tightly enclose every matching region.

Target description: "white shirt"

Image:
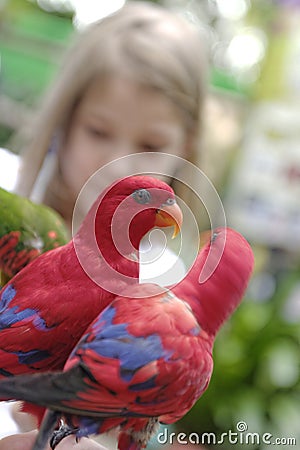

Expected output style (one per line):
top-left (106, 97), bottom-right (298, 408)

top-left (0, 148), bottom-right (20, 192)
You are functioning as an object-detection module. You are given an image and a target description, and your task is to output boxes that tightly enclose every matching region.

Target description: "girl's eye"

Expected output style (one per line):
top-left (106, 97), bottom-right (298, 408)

top-left (140, 143), bottom-right (162, 152)
top-left (86, 126), bottom-right (111, 139)
top-left (132, 188), bottom-right (152, 204)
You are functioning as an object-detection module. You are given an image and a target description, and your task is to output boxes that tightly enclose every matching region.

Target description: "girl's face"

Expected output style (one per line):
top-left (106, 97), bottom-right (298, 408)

top-left (61, 76), bottom-right (190, 203)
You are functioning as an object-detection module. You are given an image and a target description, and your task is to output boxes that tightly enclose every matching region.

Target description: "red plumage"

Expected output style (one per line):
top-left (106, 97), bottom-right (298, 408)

top-left (0, 175), bottom-right (182, 423)
top-left (173, 227), bottom-right (255, 336)
top-left (0, 284), bottom-right (213, 450)
top-left (0, 227), bottom-right (254, 449)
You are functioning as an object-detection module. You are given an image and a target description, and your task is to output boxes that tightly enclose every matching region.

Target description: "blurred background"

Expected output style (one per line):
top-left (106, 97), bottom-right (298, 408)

top-left (0, 0), bottom-right (299, 449)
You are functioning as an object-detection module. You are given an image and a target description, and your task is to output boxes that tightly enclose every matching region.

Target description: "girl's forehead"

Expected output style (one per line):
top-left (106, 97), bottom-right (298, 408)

top-left (80, 76), bottom-right (169, 106)
top-left (76, 76), bottom-right (186, 129)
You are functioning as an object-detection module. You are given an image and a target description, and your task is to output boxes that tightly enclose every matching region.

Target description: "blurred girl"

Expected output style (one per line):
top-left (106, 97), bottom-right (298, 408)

top-left (13, 1), bottom-right (207, 229)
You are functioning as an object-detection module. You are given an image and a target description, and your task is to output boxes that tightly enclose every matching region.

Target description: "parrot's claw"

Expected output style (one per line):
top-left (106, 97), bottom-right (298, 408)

top-left (50, 422), bottom-right (78, 449)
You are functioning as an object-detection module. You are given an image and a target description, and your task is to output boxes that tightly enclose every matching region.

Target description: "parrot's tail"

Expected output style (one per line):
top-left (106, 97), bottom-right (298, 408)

top-left (0, 364), bottom-right (85, 407)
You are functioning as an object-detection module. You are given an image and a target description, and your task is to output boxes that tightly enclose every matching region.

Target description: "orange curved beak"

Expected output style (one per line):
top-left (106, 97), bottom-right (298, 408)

top-left (154, 202), bottom-right (183, 238)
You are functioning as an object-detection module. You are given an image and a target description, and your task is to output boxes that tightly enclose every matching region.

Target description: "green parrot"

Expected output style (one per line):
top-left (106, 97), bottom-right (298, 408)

top-left (0, 187), bottom-right (69, 285)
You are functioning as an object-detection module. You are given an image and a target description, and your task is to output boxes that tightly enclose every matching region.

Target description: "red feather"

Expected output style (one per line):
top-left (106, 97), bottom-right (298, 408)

top-left (173, 227), bottom-right (254, 336)
top-left (0, 285), bottom-right (213, 449)
top-left (0, 227), bottom-right (254, 449)
top-left (0, 175), bottom-right (181, 423)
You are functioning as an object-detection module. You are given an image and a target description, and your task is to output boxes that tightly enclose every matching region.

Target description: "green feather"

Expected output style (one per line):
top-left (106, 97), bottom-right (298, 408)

top-left (0, 187), bottom-right (69, 282)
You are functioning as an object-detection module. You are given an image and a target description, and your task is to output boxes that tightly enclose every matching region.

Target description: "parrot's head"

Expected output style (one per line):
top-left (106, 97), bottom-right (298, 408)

top-left (97, 175), bottom-right (183, 252)
top-left (76, 175), bottom-right (183, 265)
top-left (73, 176), bottom-right (182, 291)
top-left (178, 227), bottom-right (254, 336)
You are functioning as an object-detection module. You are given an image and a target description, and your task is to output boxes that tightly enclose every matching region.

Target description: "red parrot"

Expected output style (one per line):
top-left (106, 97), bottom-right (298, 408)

top-left (0, 227), bottom-right (254, 450)
top-left (0, 175), bottom-right (182, 424)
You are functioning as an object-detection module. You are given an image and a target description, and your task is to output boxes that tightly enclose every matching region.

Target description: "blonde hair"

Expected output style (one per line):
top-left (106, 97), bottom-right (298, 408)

top-left (16, 1), bottom-right (207, 217)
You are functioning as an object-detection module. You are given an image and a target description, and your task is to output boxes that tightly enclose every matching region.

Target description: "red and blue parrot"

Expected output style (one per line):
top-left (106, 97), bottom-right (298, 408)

top-left (0, 175), bottom-right (182, 424)
top-left (0, 227), bottom-right (254, 449)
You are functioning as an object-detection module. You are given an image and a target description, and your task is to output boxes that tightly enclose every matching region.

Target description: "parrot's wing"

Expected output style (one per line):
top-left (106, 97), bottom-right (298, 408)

top-left (0, 251), bottom-right (99, 378)
top-left (0, 287), bottom-right (213, 420)
top-left (0, 281), bottom-right (63, 377)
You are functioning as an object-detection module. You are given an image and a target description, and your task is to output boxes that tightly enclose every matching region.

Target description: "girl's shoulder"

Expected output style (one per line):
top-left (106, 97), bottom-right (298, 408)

top-left (0, 148), bottom-right (20, 191)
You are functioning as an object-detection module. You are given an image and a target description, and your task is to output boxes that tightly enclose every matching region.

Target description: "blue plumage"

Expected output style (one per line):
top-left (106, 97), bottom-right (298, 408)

top-left (14, 349), bottom-right (50, 365)
top-left (190, 325), bottom-right (201, 336)
top-left (129, 376), bottom-right (157, 391)
top-left (0, 305), bottom-right (49, 331)
top-left (91, 304), bottom-right (116, 331)
top-left (80, 305), bottom-right (173, 382)
top-left (0, 282), bottom-right (51, 331)
top-left (0, 284), bottom-right (16, 311)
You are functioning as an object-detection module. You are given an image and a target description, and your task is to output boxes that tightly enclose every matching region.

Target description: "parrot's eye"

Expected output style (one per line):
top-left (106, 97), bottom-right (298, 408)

top-left (211, 232), bottom-right (219, 243)
top-left (132, 189), bottom-right (151, 204)
top-left (164, 197), bottom-right (176, 206)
